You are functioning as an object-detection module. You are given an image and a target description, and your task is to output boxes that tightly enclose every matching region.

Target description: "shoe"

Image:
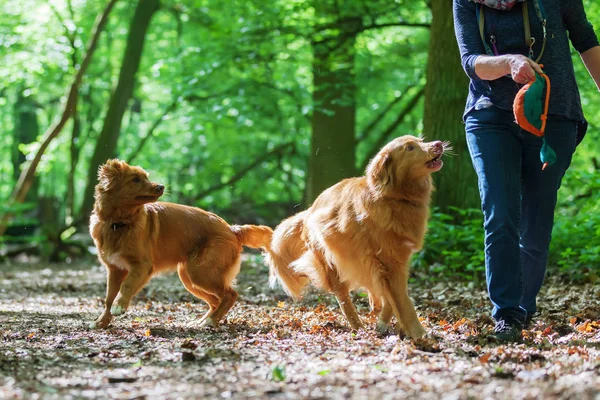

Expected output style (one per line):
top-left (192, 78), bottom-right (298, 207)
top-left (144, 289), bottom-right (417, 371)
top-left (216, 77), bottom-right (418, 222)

top-left (524, 314), bottom-right (534, 329)
top-left (524, 311), bottom-right (539, 329)
top-left (493, 318), bottom-right (523, 343)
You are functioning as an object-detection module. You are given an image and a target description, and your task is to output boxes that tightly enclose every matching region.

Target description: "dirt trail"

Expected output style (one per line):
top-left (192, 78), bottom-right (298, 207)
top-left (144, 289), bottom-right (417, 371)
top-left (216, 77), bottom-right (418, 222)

top-left (1, 256), bottom-right (598, 399)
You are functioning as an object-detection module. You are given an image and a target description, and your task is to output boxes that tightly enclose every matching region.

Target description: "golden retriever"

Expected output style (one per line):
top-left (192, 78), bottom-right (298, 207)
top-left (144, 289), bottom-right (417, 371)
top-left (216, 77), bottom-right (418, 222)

top-left (89, 159), bottom-right (272, 329)
top-left (265, 135), bottom-right (447, 338)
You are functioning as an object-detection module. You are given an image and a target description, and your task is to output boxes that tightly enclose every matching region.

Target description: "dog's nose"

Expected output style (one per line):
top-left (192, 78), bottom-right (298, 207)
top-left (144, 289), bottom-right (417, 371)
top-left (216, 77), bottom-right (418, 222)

top-left (155, 185), bottom-right (165, 194)
top-left (431, 141), bottom-right (443, 153)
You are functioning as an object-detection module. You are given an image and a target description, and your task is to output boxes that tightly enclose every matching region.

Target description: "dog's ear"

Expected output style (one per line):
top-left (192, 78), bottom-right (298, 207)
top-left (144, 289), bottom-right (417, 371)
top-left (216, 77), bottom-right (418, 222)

top-left (97, 159), bottom-right (126, 190)
top-left (367, 151), bottom-right (394, 187)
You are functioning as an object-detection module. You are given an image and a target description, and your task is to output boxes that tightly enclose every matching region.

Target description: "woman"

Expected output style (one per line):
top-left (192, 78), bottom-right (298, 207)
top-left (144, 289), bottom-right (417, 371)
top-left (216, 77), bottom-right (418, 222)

top-left (453, 0), bottom-right (600, 342)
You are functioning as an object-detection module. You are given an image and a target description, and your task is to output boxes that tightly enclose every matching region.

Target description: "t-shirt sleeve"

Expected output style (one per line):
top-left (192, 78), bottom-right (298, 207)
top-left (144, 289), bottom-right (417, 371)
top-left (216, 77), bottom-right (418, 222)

top-left (563, 0), bottom-right (600, 54)
top-left (453, 0), bottom-right (487, 81)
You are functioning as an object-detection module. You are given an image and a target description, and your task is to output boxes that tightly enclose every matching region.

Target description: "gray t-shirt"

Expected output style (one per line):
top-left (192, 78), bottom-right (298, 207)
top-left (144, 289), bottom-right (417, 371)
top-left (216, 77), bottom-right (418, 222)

top-left (453, 0), bottom-right (599, 141)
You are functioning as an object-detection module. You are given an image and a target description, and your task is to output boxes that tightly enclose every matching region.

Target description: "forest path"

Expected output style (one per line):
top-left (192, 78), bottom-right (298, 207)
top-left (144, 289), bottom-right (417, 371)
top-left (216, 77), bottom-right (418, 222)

top-left (1, 257), bottom-right (598, 399)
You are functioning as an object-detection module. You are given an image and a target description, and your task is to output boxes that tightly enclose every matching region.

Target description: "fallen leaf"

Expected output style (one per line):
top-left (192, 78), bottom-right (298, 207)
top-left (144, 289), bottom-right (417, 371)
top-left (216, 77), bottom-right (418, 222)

top-left (272, 365), bottom-right (286, 382)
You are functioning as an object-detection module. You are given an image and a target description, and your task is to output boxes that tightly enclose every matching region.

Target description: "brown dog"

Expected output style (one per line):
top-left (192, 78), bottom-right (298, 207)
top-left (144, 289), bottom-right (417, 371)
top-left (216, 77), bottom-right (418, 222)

top-left (89, 159), bottom-right (272, 329)
top-left (265, 135), bottom-right (448, 338)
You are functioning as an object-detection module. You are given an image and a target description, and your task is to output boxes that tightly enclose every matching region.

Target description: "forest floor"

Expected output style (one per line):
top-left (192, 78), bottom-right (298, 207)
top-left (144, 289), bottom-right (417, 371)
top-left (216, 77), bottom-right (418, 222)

top-left (0, 254), bottom-right (599, 400)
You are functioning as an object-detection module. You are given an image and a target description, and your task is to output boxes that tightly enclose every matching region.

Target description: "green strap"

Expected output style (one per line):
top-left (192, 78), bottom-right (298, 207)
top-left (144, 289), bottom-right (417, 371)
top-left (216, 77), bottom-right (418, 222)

top-left (477, 5), bottom-right (494, 56)
top-left (523, 0), bottom-right (532, 48)
top-left (477, 0), bottom-right (547, 62)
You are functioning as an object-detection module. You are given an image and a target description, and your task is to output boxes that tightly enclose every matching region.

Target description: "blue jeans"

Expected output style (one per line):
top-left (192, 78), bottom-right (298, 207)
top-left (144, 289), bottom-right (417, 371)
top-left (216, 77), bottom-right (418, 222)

top-left (465, 106), bottom-right (577, 323)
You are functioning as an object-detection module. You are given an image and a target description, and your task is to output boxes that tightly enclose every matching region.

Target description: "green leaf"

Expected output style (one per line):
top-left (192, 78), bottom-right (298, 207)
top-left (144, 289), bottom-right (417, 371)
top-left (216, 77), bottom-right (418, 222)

top-left (272, 365), bottom-right (286, 382)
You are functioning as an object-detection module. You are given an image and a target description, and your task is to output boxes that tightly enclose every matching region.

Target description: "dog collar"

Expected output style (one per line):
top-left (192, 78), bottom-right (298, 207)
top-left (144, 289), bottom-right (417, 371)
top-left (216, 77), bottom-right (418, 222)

top-left (111, 222), bottom-right (127, 231)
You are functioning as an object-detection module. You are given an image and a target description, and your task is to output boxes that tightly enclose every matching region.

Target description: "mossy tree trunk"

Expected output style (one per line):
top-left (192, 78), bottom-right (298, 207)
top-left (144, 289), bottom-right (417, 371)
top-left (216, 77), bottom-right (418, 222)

top-left (423, 0), bottom-right (479, 211)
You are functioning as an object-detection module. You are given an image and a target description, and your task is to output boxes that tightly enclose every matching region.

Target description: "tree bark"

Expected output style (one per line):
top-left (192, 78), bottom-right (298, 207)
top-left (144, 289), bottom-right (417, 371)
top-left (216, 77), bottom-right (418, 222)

top-left (12, 89), bottom-right (40, 202)
top-left (0, 0), bottom-right (118, 237)
top-left (66, 112), bottom-right (81, 224)
top-left (79, 0), bottom-right (161, 219)
top-left (306, 11), bottom-right (361, 205)
top-left (423, 0), bottom-right (479, 211)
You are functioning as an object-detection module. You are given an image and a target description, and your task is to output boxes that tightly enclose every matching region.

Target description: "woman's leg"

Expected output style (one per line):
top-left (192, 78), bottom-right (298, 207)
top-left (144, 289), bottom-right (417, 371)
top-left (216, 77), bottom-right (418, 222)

top-left (465, 107), bottom-right (527, 324)
top-left (519, 119), bottom-right (577, 317)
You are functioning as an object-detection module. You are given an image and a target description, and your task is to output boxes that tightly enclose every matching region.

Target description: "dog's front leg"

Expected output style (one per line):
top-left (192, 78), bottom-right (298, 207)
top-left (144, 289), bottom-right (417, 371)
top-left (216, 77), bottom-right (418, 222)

top-left (91, 265), bottom-right (128, 329)
top-left (111, 262), bottom-right (153, 316)
top-left (383, 271), bottom-right (426, 339)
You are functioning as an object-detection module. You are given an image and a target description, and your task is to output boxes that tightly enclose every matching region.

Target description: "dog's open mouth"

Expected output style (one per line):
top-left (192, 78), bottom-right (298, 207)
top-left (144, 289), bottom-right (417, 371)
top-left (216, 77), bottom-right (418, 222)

top-left (426, 155), bottom-right (444, 170)
top-left (135, 195), bottom-right (161, 202)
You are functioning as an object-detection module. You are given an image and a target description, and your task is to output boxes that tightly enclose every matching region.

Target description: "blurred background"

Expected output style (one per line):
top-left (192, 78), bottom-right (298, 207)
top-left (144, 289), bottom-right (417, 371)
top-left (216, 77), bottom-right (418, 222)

top-left (0, 0), bottom-right (598, 281)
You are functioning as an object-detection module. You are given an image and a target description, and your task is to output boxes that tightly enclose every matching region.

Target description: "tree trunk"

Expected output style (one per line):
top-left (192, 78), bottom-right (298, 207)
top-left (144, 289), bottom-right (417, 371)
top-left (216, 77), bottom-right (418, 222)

top-left (66, 111), bottom-right (81, 224)
top-left (306, 14), bottom-right (361, 205)
top-left (79, 0), bottom-right (160, 219)
top-left (423, 0), bottom-right (479, 211)
top-left (12, 89), bottom-right (40, 202)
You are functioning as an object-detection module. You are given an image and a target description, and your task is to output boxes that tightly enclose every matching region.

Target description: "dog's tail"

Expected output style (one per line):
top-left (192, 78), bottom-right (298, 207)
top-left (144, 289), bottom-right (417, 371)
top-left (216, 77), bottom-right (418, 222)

top-left (231, 225), bottom-right (273, 250)
top-left (266, 250), bottom-right (310, 299)
top-left (264, 215), bottom-right (310, 299)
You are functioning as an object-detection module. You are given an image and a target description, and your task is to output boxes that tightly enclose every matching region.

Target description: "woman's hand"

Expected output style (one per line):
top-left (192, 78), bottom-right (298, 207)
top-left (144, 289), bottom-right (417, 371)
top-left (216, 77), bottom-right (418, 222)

top-left (504, 54), bottom-right (544, 84)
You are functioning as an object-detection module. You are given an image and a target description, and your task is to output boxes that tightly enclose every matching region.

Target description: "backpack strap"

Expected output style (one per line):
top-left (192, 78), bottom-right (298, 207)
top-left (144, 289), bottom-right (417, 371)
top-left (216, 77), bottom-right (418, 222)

top-left (476, 0), bottom-right (547, 62)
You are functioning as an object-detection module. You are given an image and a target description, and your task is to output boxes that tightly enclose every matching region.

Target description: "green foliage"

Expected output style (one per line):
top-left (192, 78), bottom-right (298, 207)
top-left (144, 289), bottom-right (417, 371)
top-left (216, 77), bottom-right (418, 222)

top-left (414, 167), bottom-right (600, 282)
top-left (551, 168), bottom-right (600, 282)
top-left (414, 207), bottom-right (485, 281)
top-left (0, 0), bottom-right (598, 282)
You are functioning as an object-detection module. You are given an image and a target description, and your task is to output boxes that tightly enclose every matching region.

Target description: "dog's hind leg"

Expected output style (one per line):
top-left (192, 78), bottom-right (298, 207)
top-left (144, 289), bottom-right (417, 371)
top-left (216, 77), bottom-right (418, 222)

top-left (201, 287), bottom-right (238, 327)
top-left (376, 298), bottom-right (394, 334)
top-left (91, 265), bottom-right (128, 329)
top-left (369, 292), bottom-right (383, 315)
top-left (177, 264), bottom-right (219, 324)
top-left (185, 239), bottom-right (242, 327)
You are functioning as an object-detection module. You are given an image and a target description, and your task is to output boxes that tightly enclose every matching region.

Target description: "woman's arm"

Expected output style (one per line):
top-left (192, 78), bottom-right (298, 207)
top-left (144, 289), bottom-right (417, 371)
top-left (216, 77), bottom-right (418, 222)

top-left (474, 54), bottom-right (543, 84)
top-left (453, 0), bottom-right (486, 81)
top-left (563, 0), bottom-right (600, 90)
top-left (580, 46), bottom-right (600, 91)
top-left (453, 0), bottom-right (542, 84)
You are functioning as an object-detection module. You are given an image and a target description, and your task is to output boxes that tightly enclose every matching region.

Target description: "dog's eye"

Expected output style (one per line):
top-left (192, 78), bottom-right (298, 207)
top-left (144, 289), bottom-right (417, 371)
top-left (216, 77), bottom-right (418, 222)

top-left (406, 144), bottom-right (415, 151)
top-left (132, 177), bottom-right (141, 183)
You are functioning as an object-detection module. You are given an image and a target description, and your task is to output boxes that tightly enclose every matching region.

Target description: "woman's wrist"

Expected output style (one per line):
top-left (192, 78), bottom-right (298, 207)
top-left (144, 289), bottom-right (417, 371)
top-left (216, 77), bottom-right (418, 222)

top-left (474, 55), bottom-right (511, 80)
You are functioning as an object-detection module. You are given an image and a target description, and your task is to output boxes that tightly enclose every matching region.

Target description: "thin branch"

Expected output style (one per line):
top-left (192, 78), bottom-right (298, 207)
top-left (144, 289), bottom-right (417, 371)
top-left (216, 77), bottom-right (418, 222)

top-left (45, 0), bottom-right (79, 67)
top-left (127, 100), bottom-right (177, 164)
top-left (193, 142), bottom-right (295, 200)
top-left (248, 79), bottom-right (311, 123)
top-left (127, 88), bottom-right (242, 165)
top-left (359, 86), bottom-right (425, 171)
top-left (359, 21), bottom-right (431, 32)
top-left (357, 85), bottom-right (415, 142)
top-left (0, 0), bottom-right (118, 237)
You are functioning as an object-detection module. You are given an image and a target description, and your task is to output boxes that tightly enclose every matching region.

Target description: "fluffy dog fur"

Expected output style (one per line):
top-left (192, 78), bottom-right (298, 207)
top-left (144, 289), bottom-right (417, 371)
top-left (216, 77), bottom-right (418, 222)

top-left (265, 135), bottom-right (447, 338)
top-left (89, 159), bottom-right (272, 329)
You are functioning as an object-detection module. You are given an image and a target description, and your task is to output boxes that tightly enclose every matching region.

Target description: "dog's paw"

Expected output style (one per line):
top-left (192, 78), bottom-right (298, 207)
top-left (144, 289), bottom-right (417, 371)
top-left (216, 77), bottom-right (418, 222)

top-left (89, 321), bottom-right (105, 329)
top-left (376, 320), bottom-right (390, 335)
top-left (200, 317), bottom-right (217, 328)
top-left (407, 324), bottom-right (427, 339)
top-left (90, 315), bottom-right (111, 329)
top-left (110, 304), bottom-right (126, 316)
